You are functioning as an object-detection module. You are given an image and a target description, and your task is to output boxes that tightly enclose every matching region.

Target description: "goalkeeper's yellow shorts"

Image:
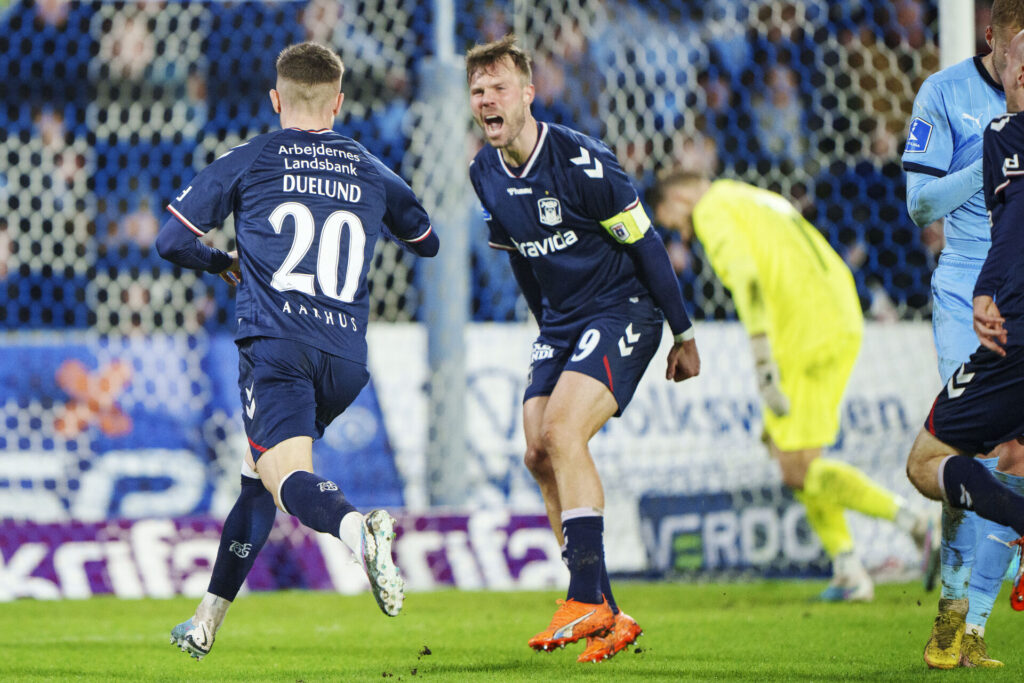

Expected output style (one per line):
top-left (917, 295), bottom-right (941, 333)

top-left (763, 334), bottom-right (861, 452)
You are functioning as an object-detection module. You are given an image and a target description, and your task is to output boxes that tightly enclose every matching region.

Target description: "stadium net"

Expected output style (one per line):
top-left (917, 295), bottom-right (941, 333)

top-left (0, 0), bottom-right (945, 592)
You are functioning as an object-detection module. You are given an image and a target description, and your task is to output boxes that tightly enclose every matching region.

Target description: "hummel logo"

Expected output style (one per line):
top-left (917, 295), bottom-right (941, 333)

top-left (960, 484), bottom-right (973, 509)
top-left (569, 146), bottom-right (604, 179)
top-left (618, 323), bottom-right (641, 356)
top-left (946, 365), bottom-right (975, 399)
top-left (244, 385), bottom-right (256, 421)
top-left (551, 609), bottom-right (596, 640)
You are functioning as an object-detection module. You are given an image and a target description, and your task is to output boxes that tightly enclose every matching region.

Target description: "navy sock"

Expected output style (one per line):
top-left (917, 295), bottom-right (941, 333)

top-left (563, 516), bottom-right (604, 605)
top-left (208, 476), bottom-right (277, 601)
top-left (279, 470), bottom-right (357, 536)
top-left (601, 560), bottom-right (619, 614)
top-left (942, 455), bottom-right (1024, 536)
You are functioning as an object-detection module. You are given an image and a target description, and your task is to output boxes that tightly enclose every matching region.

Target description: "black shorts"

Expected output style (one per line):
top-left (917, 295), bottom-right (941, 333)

top-left (925, 344), bottom-right (1024, 454)
top-left (524, 300), bottom-right (663, 417)
top-left (237, 337), bottom-right (369, 461)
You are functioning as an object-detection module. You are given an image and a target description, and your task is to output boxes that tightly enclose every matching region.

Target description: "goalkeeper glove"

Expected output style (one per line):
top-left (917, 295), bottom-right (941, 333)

top-left (750, 334), bottom-right (790, 416)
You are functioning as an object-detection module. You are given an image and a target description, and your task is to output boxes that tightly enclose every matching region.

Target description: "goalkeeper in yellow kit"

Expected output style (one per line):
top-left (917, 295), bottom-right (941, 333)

top-left (651, 172), bottom-right (936, 600)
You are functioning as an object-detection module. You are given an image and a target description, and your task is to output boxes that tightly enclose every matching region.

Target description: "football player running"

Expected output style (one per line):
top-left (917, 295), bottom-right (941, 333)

top-left (157, 42), bottom-right (438, 659)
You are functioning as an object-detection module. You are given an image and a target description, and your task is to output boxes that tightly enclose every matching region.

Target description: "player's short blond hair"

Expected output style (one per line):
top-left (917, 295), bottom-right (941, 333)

top-left (992, 0), bottom-right (1024, 29)
top-left (275, 42), bottom-right (344, 111)
top-left (465, 34), bottom-right (532, 85)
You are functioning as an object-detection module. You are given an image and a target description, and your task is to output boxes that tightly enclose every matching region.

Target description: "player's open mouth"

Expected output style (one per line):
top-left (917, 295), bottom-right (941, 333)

top-left (484, 115), bottom-right (504, 134)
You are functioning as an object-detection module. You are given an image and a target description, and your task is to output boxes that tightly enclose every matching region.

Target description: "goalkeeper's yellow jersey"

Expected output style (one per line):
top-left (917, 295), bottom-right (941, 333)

top-left (692, 179), bottom-right (862, 364)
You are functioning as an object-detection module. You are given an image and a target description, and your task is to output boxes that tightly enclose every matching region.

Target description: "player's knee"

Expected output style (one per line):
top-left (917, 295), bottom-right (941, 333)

top-left (538, 419), bottom-right (580, 460)
top-left (523, 445), bottom-right (551, 478)
top-left (776, 453), bottom-right (809, 491)
top-left (905, 430), bottom-right (944, 499)
top-left (994, 438), bottom-right (1024, 475)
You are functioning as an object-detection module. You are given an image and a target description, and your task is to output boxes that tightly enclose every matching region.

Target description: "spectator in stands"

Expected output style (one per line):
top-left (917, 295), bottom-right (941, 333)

top-left (752, 64), bottom-right (807, 164)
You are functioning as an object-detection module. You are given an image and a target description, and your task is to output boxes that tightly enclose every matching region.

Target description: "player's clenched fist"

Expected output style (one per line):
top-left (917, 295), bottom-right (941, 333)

top-left (666, 338), bottom-right (700, 382)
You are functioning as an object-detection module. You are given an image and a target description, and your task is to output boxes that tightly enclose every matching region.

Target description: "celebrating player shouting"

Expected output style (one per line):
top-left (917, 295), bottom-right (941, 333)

top-left (466, 35), bottom-right (700, 663)
top-left (157, 42), bottom-right (438, 659)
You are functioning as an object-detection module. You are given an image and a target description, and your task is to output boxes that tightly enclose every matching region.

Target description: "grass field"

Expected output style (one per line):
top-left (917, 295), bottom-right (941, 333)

top-left (2, 580), bottom-right (1022, 682)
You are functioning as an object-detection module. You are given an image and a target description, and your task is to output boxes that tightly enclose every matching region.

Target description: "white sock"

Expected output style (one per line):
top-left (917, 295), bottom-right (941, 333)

top-left (338, 510), bottom-right (365, 557)
top-left (966, 623), bottom-right (985, 638)
top-left (834, 550), bottom-right (866, 578)
top-left (195, 592), bottom-right (231, 632)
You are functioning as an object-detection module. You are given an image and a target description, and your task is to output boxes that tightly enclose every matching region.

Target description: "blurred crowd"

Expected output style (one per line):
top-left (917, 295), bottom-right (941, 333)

top-left (1, 0), bottom-right (956, 331)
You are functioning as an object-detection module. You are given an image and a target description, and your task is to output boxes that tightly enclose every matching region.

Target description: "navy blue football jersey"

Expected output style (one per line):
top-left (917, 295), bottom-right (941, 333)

top-left (168, 128), bottom-right (432, 363)
top-left (977, 112), bottom-right (1024, 341)
top-left (469, 122), bottom-right (657, 338)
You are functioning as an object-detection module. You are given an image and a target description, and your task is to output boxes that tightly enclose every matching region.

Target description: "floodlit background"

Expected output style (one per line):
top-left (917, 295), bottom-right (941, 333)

top-left (0, 0), bottom-right (980, 600)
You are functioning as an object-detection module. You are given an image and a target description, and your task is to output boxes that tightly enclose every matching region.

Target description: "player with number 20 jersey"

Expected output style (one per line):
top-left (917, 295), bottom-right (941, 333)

top-left (168, 127), bottom-right (433, 364)
top-left (158, 42), bottom-right (435, 661)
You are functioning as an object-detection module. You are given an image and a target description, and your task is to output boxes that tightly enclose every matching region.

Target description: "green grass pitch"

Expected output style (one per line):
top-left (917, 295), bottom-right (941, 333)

top-left (2, 580), bottom-right (1022, 681)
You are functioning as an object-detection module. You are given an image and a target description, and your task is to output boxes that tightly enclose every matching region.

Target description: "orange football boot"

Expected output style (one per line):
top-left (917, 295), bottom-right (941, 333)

top-left (577, 611), bottom-right (643, 663)
top-left (528, 598), bottom-right (614, 651)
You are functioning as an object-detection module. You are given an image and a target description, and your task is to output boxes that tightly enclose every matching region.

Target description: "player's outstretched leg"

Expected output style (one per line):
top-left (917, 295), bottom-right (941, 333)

top-left (171, 594), bottom-right (231, 661)
top-left (794, 490), bottom-right (872, 602)
top-left (275, 466), bottom-right (405, 617)
top-left (359, 509), bottom-right (405, 617)
top-left (170, 473), bottom-right (277, 660)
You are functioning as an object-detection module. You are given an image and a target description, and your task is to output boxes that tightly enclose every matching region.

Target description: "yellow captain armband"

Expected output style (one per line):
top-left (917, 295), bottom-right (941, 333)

top-left (599, 199), bottom-right (651, 244)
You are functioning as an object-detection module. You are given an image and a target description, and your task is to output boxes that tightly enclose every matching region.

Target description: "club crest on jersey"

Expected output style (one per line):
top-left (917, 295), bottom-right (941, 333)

top-left (537, 197), bottom-right (563, 226)
top-left (609, 222), bottom-right (630, 241)
top-left (905, 117), bottom-right (932, 153)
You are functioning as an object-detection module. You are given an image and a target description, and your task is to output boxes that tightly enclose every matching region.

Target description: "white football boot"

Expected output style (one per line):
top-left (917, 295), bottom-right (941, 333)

top-left (360, 509), bottom-right (405, 616)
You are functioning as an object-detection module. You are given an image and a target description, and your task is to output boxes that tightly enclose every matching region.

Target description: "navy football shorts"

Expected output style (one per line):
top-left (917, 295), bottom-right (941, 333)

top-left (237, 337), bottom-right (369, 461)
top-left (925, 344), bottom-right (1024, 454)
top-left (525, 302), bottom-right (663, 416)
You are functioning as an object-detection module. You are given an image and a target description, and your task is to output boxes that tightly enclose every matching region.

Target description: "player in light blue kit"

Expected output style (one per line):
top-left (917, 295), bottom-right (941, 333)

top-left (903, 0), bottom-right (1024, 668)
top-left (156, 43), bottom-right (438, 659)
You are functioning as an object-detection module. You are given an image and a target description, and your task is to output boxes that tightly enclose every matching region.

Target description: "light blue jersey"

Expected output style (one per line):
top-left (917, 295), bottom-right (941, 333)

top-left (903, 56), bottom-right (1004, 259)
top-left (903, 56), bottom-right (1005, 382)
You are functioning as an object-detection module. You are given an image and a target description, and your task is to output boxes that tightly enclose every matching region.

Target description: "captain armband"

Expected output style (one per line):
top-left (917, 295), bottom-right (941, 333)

top-left (599, 199), bottom-right (651, 245)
